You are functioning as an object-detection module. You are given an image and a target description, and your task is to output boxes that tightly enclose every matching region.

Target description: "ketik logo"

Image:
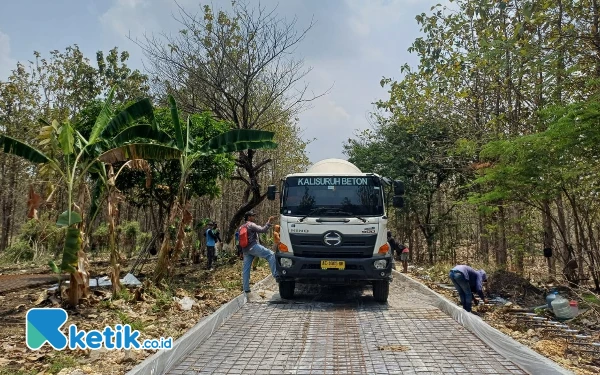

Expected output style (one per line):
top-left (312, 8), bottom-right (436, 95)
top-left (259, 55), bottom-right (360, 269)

top-left (26, 308), bottom-right (69, 350)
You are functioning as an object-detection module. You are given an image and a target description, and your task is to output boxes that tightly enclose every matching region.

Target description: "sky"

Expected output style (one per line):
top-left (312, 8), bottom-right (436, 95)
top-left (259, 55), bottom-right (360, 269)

top-left (0, 0), bottom-right (446, 164)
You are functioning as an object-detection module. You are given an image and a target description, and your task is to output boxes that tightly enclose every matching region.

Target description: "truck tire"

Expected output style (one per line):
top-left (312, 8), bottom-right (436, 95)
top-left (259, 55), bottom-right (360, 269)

top-left (279, 280), bottom-right (295, 299)
top-left (373, 280), bottom-right (389, 303)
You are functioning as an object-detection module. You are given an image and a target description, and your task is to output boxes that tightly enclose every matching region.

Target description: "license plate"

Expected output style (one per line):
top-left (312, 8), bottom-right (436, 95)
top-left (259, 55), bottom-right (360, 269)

top-left (321, 260), bottom-right (345, 270)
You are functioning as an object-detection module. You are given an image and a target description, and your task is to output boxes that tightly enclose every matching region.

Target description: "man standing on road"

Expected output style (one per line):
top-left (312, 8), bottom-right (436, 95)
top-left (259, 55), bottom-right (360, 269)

top-left (449, 265), bottom-right (488, 313)
top-left (240, 211), bottom-right (279, 293)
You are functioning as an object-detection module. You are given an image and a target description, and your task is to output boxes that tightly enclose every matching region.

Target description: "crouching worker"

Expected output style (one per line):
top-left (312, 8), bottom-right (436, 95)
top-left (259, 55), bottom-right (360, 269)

top-left (449, 265), bottom-right (488, 313)
top-left (239, 211), bottom-right (279, 293)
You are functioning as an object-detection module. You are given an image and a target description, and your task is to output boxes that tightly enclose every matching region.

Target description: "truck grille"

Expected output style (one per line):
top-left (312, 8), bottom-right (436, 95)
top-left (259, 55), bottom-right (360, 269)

top-left (289, 233), bottom-right (377, 258)
top-left (298, 239), bottom-right (367, 247)
top-left (300, 251), bottom-right (371, 259)
top-left (301, 264), bottom-right (365, 270)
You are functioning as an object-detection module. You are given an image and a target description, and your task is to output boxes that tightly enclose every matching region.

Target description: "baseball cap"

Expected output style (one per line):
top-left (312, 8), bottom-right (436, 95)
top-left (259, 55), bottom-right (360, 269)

top-left (244, 210), bottom-right (257, 220)
top-left (479, 270), bottom-right (487, 282)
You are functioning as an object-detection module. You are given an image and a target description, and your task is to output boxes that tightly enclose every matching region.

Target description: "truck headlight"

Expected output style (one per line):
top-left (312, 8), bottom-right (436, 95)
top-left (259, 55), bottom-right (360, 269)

top-left (280, 258), bottom-right (293, 268)
top-left (374, 259), bottom-right (387, 269)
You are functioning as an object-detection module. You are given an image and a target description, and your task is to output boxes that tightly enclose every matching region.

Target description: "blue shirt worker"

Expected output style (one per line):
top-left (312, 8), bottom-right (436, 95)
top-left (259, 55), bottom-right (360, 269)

top-left (239, 210), bottom-right (279, 293)
top-left (205, 223), bottom-right (220, 271)
top-left (449, 265), bottom-right (488, 312)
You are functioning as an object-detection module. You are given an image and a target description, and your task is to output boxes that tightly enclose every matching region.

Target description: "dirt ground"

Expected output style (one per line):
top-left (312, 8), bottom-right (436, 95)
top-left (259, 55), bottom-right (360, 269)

top-left (486, 269), bottom-right (546, 307)
top-left (0, 254), bottom-right (272, 375)
top-left (409, 266), bottom-right (600, 375)
top-left (2, 256), bottom-right (600, 375)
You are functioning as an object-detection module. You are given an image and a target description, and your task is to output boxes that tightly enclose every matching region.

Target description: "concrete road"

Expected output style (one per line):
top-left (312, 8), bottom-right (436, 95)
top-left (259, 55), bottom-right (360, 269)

top-left (167, 277), bottom-right (526, 375)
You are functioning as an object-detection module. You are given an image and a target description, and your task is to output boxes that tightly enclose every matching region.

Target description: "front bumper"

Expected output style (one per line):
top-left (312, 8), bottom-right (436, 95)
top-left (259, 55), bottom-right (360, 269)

top-left (275, 253), bottom-right (392, 283)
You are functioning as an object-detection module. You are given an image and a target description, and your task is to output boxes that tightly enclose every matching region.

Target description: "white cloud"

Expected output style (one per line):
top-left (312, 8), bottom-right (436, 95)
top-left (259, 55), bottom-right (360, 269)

top-left (0, 31), bottom-right (16, 80)
top-left (347, 16), bottom-right (370, 37)
top-left (99, 0), bottom-right (161, 40)
top-left (325, 100), bottom-right (351, 122)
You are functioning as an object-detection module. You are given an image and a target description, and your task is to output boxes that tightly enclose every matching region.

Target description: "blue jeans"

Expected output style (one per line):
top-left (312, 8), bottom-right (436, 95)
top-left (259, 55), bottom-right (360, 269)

top-left (242, 244), bottom-right (278, 292)
top-left (449, 270), bottom-right (472, 312)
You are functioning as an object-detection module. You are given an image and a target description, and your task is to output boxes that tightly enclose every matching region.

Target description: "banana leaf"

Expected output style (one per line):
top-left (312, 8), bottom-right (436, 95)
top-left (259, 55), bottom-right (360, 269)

top-left (111, 125), bottom-right (174, 146)
top-left (58, 123), bottom-right (75, 155)
top-left (98, 143), bottom-right (182, 164)
top-left (48, 260), bottom-right (60, 274)
top-left (89, 180), bottom-right (107, 224)
top-left (89, 88), bottom-right (115, 143)
top-left (56, 211), bottom-right (83, 227)
top-left (60, 227), bottom-right (81, 274)
top-left (100, 98), bottom-right (155, 139)
top-left (198, 129), bottom-right (277, 154)
top-left (200, 140), bottom-right (278, 155)
top-left (169, 95), bottom-right (184, 151)
top-left (0, 135), bottom-right (50, 164)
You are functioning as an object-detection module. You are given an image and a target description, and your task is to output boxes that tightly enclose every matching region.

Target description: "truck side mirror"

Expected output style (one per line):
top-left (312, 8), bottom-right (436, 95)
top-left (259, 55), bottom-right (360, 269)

top-left (392, 196), bottom-right (404, 208)
top-left (393, 180), bottom-right (405, 195)
top-left (267, 185), bottom-right (277, 201)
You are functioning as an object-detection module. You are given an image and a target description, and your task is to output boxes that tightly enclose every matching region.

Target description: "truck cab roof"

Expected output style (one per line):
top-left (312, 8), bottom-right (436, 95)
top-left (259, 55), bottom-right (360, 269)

top-left (284, 158), bottom-right (382, 179)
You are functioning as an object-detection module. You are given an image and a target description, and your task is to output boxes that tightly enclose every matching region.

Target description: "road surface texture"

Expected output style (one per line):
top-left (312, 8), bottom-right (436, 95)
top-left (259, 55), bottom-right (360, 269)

top-left (167, 277), bottom-right (527, 375)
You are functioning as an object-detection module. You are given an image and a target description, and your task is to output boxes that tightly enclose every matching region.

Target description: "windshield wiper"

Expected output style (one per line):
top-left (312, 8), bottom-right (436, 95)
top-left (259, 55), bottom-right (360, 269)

top-left (298, 207), bottom-right (328, 222)
top-left (326, 210), bottom-right (367, 223)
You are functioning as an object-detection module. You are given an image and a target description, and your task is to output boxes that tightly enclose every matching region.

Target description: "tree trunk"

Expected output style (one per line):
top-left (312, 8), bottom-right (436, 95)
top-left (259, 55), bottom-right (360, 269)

top-left (478, 212), bottom-right (489, 263)
top-left (225, 150), bottom-right (268, 242)
top-left (1, 158), bottom-right (17, 251)
top-left (564, 189), bottom-right (585, 285)
top-left (555, 195), bottom-right (570, 265)
top-left (514, 207), bottom-right (524, 275)
top-left (496, 204), bottom-right (508, 268)
top-left (542, 200), bottom-right (556, 277)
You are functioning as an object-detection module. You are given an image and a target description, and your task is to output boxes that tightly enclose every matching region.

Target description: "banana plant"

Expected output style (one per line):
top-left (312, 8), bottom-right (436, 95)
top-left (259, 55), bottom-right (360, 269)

top-left (98, 95), bottom-right (278, 282)
top-left (0, 90), bottom-right (178, 305)
top-left (84, 91), bottom-right (175, 295)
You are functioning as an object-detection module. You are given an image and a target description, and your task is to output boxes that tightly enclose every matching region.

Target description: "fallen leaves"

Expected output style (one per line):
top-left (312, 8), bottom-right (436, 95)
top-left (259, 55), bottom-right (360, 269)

top-left (0, 256), bottom-right (272, 375)
top-left (534, 339), bottom-right (567, 357)
top-left (377, 345), bottom-right (410, 352)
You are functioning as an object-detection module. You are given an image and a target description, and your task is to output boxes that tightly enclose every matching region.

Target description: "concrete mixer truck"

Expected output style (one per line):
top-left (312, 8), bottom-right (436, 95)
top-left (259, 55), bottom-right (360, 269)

top-left (266, 158), bottom-right (405, 303)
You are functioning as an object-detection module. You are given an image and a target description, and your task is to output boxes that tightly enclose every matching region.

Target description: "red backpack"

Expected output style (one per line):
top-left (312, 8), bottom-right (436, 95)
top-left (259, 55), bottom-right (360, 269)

top-left (239, 223), bottom-right (250, 248)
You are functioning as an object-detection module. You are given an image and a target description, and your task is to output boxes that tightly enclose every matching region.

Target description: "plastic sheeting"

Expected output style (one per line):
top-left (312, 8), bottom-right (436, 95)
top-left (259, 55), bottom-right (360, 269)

top-left (394, 271), bottom-right (575, 375)
top-left (125, 276), bottom-right (272, 375)
top-left (47, 273), bottom-right (142, 291)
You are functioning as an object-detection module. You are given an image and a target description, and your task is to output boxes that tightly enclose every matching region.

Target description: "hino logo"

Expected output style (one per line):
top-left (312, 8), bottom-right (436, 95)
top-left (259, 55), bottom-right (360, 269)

top-left (323, 231), bottom-right (342, 246)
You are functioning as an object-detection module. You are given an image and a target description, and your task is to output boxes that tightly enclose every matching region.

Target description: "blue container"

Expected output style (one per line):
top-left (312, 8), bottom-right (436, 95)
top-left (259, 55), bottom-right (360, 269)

top-left (546, 291), bottom-right (558, 309)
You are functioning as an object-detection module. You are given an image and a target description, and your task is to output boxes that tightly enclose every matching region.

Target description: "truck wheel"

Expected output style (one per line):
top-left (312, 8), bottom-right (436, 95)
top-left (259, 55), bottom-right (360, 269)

top-left (373, 280), bottom-right (389, 303)
top-left (279, 280), bottom-right (295, 299)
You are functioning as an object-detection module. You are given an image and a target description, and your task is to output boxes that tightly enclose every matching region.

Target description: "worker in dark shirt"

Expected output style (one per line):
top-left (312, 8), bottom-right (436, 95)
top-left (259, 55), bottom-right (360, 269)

top-left (449, 265), bottom-right (488, 312)
top-left (387, 231), bottom-right (398, 270)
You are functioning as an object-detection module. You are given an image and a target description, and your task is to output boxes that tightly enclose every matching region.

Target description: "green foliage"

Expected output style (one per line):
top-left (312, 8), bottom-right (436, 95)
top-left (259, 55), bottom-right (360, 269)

top-left (113, 108), bottom-right (238, 209)
top-left (116, 310), bottom-right (146, 332)
top-left (119, 220), bottom-right (142, 257)
top-left (2, 240), bottom-right (34, 262)
top-left (120, 220), bottom-right (141, 238)
top-left (582, 293), bottom-right (600, 307)
top-left (93, 222), bottom-right (109, 238)
top-left (48, 353), bottom-right (77, 374)
top-left (0, 216), bottom-right (63, 263)
top-left (149, 284), bottom-right (173, 312)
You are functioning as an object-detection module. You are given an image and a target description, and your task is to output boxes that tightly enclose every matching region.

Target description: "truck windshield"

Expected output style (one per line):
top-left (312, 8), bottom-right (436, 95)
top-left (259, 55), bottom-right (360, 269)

top-left (281, 176), bottom-right (384, 216)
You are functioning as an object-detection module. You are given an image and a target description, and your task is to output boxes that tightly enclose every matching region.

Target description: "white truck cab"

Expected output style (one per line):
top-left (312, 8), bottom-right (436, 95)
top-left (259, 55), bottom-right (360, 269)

top-left (267, 158), bottom-right (405, 303)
